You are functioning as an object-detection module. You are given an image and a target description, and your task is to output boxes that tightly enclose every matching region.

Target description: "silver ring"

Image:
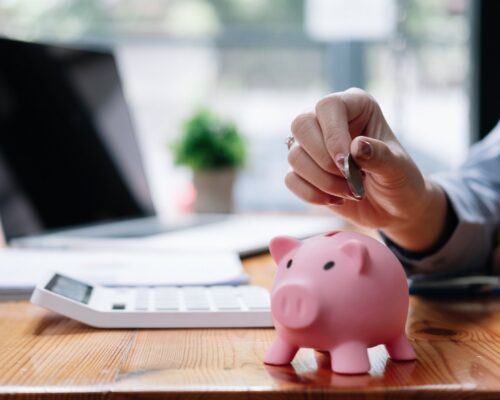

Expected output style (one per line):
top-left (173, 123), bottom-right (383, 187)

top-left (285, 136), bottom-right (295, 150)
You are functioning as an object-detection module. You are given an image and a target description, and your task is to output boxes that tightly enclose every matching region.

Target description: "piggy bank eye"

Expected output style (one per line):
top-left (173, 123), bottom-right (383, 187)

top-left (323, 261), bottom-right (335, 270)
top-left (286, 259), bottom-right (293, 269)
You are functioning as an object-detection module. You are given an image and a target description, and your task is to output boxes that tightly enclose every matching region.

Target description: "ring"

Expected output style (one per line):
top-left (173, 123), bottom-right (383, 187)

top-left (285, 136), bottom-right (295, 150)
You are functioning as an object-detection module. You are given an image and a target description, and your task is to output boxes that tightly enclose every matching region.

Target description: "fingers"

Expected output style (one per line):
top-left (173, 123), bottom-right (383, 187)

top-left (315, 94), bottom-right (350, 168)
top-left (287, 88), bottom-right (400, 208)
top-left (290, 112), bottom-right (340, 176)
top-left (315, 88), bottom-right (378, 168)
top-left (287, 145), bottom-right (355, 199)
top-left (285, 172), bottom-right (345, 206)
top-left (338, 88), bottom-right (378, 136)
top-left (351, 136), bottom-right (409, 179)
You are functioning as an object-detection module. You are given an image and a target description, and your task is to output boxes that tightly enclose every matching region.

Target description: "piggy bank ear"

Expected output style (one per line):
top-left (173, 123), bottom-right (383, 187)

top-left (339, 239), bottom-right (369, 273)
top-left (269, 236), bottom-right (301, 263)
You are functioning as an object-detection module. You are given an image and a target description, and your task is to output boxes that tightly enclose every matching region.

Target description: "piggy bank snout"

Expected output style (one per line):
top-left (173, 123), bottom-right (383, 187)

top-left (271, 284), bottom-right (319, 329)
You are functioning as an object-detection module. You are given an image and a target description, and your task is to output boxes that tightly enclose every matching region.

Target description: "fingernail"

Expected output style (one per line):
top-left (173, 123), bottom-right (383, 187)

top-left (357, 140), bottom-right (372, 160)
top-left (345, 192), bottom-right (361, 201)
top-left (334, 154), bottom-right (347, 174)
top-left (327, 196), bottom-right (345, 205)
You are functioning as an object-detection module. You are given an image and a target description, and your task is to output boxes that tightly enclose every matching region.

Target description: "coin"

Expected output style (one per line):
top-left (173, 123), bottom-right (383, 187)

top-left (343, 153), bottom-right (365, 200)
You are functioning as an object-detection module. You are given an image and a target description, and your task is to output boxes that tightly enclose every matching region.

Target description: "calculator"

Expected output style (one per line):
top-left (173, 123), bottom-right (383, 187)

top-left (31, 273), bottom-right (273, 328)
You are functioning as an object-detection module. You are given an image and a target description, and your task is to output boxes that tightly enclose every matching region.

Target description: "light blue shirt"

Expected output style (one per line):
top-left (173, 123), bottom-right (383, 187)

top-left (386, 121), bottom-right (500, 278)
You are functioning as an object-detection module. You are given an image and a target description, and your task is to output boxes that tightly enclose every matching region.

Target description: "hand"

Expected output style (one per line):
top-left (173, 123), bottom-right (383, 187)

top-left (286, 88), bottom-right (447, 252)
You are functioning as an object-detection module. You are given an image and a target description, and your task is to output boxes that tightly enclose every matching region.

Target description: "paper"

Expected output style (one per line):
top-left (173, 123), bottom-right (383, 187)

top-left (0, 249), bottom-right (247, 299)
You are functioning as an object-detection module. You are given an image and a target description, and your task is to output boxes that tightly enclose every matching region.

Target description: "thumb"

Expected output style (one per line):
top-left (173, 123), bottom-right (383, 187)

top-left (350, 136), bottom-right (406, 178)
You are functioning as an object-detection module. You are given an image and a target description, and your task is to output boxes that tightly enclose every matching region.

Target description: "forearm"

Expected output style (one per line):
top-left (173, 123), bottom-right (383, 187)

top-left (381, 120), bottom-right (500, 276)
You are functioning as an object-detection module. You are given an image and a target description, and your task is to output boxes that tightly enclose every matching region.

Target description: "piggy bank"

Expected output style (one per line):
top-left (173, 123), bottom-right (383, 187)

top-left (264, 230), bottom-right (416, 374)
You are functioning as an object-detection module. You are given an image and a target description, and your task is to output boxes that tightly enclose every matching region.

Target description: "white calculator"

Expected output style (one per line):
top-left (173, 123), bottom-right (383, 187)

top-left (31, 273), bottom-right (273, 328)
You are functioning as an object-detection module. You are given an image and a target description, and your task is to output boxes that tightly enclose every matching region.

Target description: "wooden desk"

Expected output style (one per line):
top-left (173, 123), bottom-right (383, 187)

top-left (0, 254), bottom-right (499, 399)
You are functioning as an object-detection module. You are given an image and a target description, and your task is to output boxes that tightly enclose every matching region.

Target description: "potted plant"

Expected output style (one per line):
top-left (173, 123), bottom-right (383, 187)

top-left (171, 109), bottom-right (246, 213)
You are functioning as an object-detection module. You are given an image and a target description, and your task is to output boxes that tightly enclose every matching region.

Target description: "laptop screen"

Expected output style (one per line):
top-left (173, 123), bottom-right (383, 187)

top-left (0, 37), bottom-right (155, 240)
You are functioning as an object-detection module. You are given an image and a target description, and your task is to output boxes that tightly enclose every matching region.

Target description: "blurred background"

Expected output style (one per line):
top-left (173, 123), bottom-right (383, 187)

top-left (0, 0), bottom-right (486, 217)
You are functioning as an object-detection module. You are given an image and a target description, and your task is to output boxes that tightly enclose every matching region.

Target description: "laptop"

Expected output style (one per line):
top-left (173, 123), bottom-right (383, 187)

top-left (0, 37), bottom-right (341, 256)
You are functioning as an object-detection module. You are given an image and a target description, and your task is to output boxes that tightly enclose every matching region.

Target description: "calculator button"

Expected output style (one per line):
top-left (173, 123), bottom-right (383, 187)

top-left (155, 288), bottom-right (178, 297)
top-left (245, 302), bottom-right (270, 310)
top-left (183, 288), bottom-right (206, 297)
top-left (212, 290), bottom-right (241, 310)
top-left (183, 289), bottom-right (210, 310)
top-left (155, 303), bottom-right (180, 311)
top-left (134, 288), bottom-right (150, 310)
top-left (239, 288), bottom-right (270, 310)
top-left (154, 288), bottom-right (180, 310)
top-left (155, 301), bottom-right (180, 309)
top-left (214, 301), bottom-right (241, 310)
top-left (185, 302), bottom-right (210, 310)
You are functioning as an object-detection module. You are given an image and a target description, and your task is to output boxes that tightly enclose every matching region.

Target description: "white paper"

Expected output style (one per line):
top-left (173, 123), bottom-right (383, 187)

top-left (0, 249), bottom-right (247, 298)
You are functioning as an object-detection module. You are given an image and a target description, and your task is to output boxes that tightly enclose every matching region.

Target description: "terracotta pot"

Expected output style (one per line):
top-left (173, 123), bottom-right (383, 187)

top-left (193, 168), bottom-right (236, 213)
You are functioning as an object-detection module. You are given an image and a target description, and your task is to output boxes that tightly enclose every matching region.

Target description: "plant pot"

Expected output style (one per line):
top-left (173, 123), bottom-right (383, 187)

top-left (193, 168), bottom-right (236, 213)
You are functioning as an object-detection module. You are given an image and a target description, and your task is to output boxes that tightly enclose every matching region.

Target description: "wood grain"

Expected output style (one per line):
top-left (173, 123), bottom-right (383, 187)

top-left (0, 255), bottom-right (499, 399)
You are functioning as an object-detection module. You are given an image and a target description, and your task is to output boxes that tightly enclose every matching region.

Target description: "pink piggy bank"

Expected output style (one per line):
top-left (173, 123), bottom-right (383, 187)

top-left (264, 230), bottom-right (416, 374)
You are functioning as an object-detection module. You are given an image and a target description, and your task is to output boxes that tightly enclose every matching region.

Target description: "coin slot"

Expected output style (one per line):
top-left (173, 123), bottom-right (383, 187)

top-left (325, 231), bottom-right (339, 237)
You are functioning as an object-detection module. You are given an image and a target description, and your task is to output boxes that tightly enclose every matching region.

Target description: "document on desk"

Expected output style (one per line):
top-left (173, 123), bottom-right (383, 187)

top-left (0, 249), bottom-right (247, 300)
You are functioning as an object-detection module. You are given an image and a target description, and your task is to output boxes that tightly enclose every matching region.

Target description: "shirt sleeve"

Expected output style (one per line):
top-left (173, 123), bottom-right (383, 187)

top-left (383, 121), bottom-right (500, 278)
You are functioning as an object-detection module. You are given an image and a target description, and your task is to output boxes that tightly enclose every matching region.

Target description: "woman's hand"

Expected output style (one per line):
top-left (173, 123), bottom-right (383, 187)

top-left (286, 88), bottom-right (447, 252)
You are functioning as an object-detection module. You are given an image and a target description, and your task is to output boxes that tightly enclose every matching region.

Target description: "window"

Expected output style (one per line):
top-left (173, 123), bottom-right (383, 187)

top-left (0, 0), bottom-right (471, 214)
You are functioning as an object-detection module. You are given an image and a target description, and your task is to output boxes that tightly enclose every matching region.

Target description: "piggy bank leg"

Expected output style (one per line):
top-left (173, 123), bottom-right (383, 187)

top-left (330, 342), bottom-right (370, 374)
top-left (264, 335), bottom-right (299, 365)
top-left (385, 334), bottom-right (417, 361)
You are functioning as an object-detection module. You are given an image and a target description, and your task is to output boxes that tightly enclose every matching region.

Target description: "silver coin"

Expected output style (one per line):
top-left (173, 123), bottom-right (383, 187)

top-left (343, 153), bottom-right (365, 200)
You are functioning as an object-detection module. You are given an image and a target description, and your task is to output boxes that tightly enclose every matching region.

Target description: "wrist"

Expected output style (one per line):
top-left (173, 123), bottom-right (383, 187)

top-left (382, 179), bottom-right (448, 252)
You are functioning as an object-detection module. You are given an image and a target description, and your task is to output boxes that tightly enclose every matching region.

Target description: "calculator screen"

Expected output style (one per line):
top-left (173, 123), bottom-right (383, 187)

top-left (45, 274), bottom-right (93, 304)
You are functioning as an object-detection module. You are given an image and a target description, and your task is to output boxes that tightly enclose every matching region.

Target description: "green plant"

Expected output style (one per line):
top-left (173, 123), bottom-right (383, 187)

top-left (171, 109), bottom-right (246, 171)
